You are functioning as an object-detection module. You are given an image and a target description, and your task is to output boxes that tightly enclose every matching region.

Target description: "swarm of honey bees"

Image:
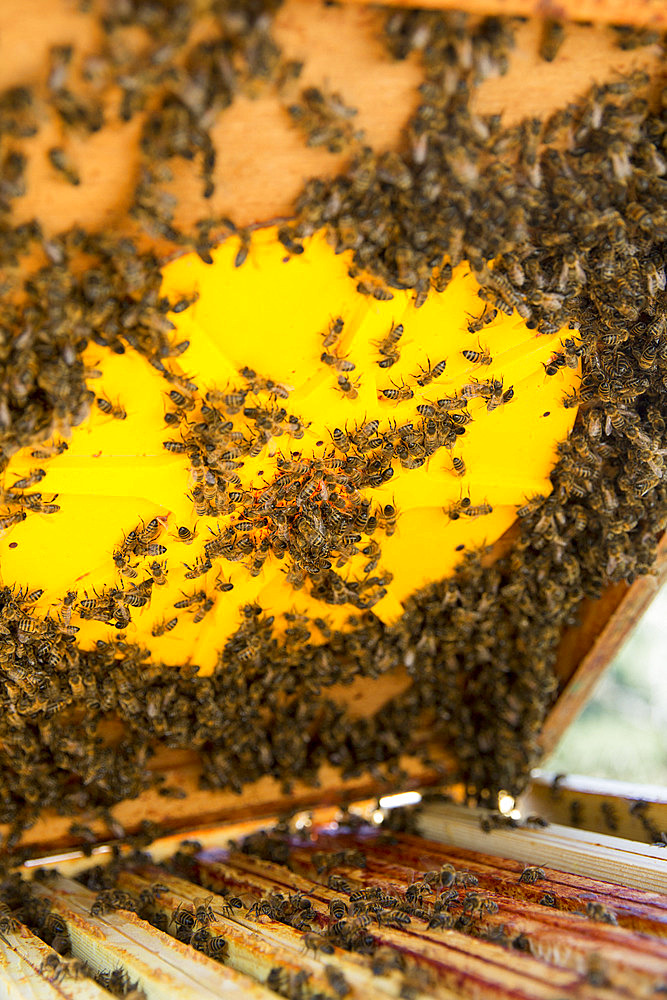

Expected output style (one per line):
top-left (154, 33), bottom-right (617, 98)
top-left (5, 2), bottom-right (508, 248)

top-left (0, 2), bottom-right (666, 847)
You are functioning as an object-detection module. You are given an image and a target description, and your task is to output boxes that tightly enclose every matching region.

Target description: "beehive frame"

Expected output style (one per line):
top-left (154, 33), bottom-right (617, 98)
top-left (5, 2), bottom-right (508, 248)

top-left (0, 0), bottom-right (666, 858)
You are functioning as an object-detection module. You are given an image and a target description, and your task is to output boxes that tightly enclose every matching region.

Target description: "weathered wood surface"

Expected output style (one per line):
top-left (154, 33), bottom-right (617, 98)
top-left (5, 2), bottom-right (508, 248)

top-left (521, 770), bottom-right (667, 844)
top-left (542, 533), bottom-right (667, 757)
top-left (0, 1), bottom-right (662, 236)
top-left (341, 0), bottom-right (667, 29)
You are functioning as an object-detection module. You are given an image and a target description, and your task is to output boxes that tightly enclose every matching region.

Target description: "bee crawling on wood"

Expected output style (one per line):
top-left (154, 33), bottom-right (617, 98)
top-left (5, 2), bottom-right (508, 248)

top-left (193, 896), bottom-right (218, 926)
top-left (518, 866), bottom-right (546, 884)
top-left (170, 901), bottom-right (196, 933)
top-left (538, 19), bottom-right (566, 62)
top-left (302, 931), bottom-right (334, 955)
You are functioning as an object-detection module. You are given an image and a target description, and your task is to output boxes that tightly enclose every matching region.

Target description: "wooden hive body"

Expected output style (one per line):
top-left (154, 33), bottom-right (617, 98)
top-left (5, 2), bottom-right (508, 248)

top-left (0, 0), bottom-right (665, 902)
top-left (0, 2), bottom-right (666, 995)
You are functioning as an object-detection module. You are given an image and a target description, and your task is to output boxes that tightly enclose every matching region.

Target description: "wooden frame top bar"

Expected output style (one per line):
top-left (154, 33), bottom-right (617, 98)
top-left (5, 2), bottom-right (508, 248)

top-left (341, 0), bottom-right (667, 29)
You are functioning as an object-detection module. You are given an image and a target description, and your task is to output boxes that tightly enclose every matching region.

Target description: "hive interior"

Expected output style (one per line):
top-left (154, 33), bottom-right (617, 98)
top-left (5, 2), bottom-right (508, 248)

top-left (0, 2), bottom-right (666, 844)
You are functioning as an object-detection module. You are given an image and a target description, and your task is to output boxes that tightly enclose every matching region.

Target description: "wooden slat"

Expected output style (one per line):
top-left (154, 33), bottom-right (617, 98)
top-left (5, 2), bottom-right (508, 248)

top-left (0, 923), bottom-right (113, 1000)
top-left (2, 756), bottom-right (447, 857)
top-left (340, 0), bottom-right (667, 28)
top-left (520, 771), bottom-right (667, 844)
top-left (540, 534), bottom-right (667, 757)
top-left (276, 831), bottom-right (667, 991)
top-left (116, 869), bottom-right (434, 1000)
top-left (0, 937), bottom-right (70, 1000)
top-left (130, 860), bottom-right (598, 1000)
top-left (29, 876), bottom-right (275, 1000)
top-left (415, 802), bottom-right (667, 893)
top-left (348, 832), bottom-right (667, 920)
top-left (0, 930), bottom-right (113, 1000)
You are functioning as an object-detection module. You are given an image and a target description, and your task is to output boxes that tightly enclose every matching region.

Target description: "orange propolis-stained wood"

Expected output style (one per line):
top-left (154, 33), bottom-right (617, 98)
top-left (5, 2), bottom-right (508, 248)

top-left (0, 2), bottom-right (662, 236)
top-left (340, 0), bottom-right (667, 29)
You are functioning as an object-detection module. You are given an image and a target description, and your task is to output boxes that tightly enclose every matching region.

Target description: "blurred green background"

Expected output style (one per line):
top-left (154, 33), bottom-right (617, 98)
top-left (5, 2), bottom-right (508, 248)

top-left (544, 583), bottom-right (667, 785)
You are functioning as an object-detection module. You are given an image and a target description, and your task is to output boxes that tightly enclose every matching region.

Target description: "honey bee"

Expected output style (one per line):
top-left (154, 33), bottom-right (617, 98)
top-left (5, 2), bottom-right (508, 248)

top-left (321, 350), bottom-right (355, 373)
top-left (586, 902), bottom-right (618, 925)
top-left (168, 388), bottom-right (196, 412)
top-left (331, 427), bottom-right (351, 453)
top-left (142, 543), bottom-right (167, 558)
top-left (480, 271), bottom-right (530, 318)
top-left (302, 932), bottom-right (334, 956)
top-left (184, 556), bottom-right (212, 579)
top-left (31, 438), bottom-right (68, 459)
top-left (381, 379), bottom-right (413, 402)
top-left (357, 280), bottom-right (393, 301)
top-left (337, 374), bottom-right (359, 400)
top-left (149, 614), bottom-right (178, 637)
top-left (113, 549), bottom-right (138, 579)
top-left (374, 321), bottom-right (403, 368)
top-left (466, 304), bottom-right (498, 334)
top-left (518, 866), bottom-right (546, 884)
top-left (48, 145), bottom-right (80, 185)
top-left (96, 394), bottom-right (127, 420)
top-left (11, 468), bottom-right (46, 490)
top-left (444, 496), bottom-right (473, 520)
top-left (170, 902), bottom-right (196, 932)
top-left (137, 518), bottom-right (161, 545)
top-left (163, 440), bottom-right (187, 453)
top-left (214, 572), bottom-right (234, 592)
top-left (176, 525), bottom-right (197, 544)
top-left (0, 509), bottom-right (26, 531)
top-left (462, 342), bottom-right (492, 366)
top-left (322, 316), bottom-right (344, 349)
top-left (193, 595), bottom-right (214, 622)
top-left (193, 896), bottom-right (217, 926)
top-left (328, 898), bottom-right (348, 919)
top-left (462, 892), bottom-right (498, 914)
top-left (543, 353), bottom-right (566, 376)
top-left (415, 358), bottom-right (447, 386)
top-left (538, 19), bottom-right (565, 62)
top-left (15, 615), bottom-right (41, 636)
top-left (150, 560), bottom-right (167, 585)
top-left (376, 503), bottom-right (397, 536)
top-left (211, 388), bottom-right (247, 415)
top-left (325, 965), bottom-right (350, 998)
top-left (431, 261), bottom-right (452, 293)
top-left (174, 589), bottom-right (206, 609)
top-left (58, 589), bottom-right (77, 626)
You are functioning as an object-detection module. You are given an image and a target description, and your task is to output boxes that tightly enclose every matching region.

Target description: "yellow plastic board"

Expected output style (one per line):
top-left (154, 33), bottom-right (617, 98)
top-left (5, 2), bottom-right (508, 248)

top-left (0, 227), bottom-right (579, 673)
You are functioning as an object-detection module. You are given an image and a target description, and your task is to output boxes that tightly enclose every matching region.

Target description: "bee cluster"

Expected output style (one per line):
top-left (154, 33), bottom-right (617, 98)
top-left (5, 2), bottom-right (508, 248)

top-left (0, 1), bottom-right (666, 844)
top-left (288, 86), bottom-right (361, 154)
top-left (1, 819), bottom-right (665, 999)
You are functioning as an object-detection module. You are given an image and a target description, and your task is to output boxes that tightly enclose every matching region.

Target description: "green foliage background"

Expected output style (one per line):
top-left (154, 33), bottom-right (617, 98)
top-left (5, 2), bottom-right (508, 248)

top-left (546, 585), bottom-right (667, 785)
